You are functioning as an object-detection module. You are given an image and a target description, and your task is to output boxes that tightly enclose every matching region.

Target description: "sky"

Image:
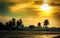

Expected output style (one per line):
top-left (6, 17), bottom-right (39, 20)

top-left (0, 0), bottom-right (60, 27)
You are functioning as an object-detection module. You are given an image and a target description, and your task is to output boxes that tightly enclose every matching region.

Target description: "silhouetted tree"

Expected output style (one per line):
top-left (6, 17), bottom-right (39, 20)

top-left (6, 22), bottom-right (9, 26)
top-left (8, 21), bottom-right (13, 29)
top-left (6, 22), bottom-right (9, 29)
top-left (29, 25), bottom-right (35, 28)
top-left (17, 20), bottom-right (20, 26)
top-left (19, 19), bottom-right (24, 28)
top-left (12, 18), bottom-right (16, 28)
top-left (19, 19), bottom-right (23, 26)
top-left (38, 22), bottom-right (41, 27)
top-left (44, 19), bottom-right (49, 27)
top-left (16, 19), bottom-right (24, 29)
top-left (16, 20), bottom-right (20, 29)
top-left (0, 22), bottom-right (5, 30)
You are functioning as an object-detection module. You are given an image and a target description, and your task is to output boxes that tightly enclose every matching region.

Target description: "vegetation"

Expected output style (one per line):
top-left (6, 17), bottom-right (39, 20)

top-left (0, 18), bottom-right (52, 31)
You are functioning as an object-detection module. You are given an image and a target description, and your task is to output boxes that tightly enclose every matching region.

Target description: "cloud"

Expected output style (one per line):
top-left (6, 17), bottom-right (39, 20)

top-left (49, 0), bottom-right (60, 3)
top-left (5, 0), bottom-right (34, 4)
top-left (0, 2), bottom-right (15, 16)
top-left (9, 7), bottom-right (39, 18)
top-left (53, 12), bottom-right (60, 20)
top-left (0, 0), bottom-right (35, 16)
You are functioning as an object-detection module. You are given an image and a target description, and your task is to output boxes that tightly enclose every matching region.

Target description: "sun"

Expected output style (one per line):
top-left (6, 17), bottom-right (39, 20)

top-left (38, 0), bottom-right (52, 16)
top-left (38, 3), bottom-right (52, 16)
top-left (40, 4), bottom-right (51, 11)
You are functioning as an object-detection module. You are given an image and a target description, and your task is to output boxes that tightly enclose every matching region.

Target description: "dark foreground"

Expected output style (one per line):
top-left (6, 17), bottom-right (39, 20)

top-left (0, 31), bottom-right (60, 38)
top-left (0, 31), bottom-right (60, 35)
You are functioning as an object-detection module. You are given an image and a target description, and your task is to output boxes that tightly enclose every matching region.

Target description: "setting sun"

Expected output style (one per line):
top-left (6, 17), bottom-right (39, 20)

top-left (38, 3), bottom-right (51, 16)
top-left (40, 4), bottom-right (50, 11)
top-left (38, 0), bottom-right (52, 16)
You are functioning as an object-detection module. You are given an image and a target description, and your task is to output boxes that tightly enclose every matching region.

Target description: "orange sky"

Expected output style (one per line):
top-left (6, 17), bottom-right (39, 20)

top-left (0, 0), bottom-right (60, 27)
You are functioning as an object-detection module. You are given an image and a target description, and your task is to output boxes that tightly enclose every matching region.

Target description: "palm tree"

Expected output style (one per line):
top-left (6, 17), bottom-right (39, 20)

top-left (12, 18), bottom-right (16, 28)
top-left (38, 22), bottom-right (41, 28)
top-left (44, 19), bottom-right (49, 27)
top-left (19, 19), bottom-right (23, 26)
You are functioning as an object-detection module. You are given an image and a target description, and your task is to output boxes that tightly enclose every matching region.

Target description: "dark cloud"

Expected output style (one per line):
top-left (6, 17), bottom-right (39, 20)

top-left (0, 2), bottom-right (15, 16)
top-left (0, 0), bottom-right (34, 16)
top-left (4, 0), bottom-right (33, 4)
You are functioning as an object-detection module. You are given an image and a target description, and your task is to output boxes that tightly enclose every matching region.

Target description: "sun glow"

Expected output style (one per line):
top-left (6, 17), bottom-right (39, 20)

top-left (38, 0), bottom-right (52, 16)
top-left (40, 4), bottom-right (50, 11)
top-left (39, 4), bottom-right (51, 16)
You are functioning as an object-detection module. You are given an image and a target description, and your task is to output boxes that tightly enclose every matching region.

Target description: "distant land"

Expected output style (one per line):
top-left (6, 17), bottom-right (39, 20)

top-left (0, 18), bottom-right (60, 35)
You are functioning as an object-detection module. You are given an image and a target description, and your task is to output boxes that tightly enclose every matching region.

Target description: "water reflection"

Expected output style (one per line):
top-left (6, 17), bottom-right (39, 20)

top-left (5, 34), bottom-right (60, 38)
